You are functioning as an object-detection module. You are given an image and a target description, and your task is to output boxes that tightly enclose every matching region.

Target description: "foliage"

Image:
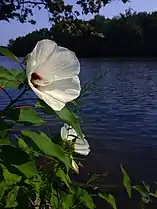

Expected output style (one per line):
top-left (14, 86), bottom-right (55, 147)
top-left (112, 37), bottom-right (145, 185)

top-left (1, 43), bottom-right (157, 209)
top-left (6, 11), bottom-right (157, 58)
top-left (0, 0), bottom-right (128, 23)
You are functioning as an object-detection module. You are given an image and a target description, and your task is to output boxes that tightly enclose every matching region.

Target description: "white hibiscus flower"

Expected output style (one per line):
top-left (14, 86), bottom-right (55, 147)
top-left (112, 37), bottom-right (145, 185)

top-left (61, 123), bottom-right (90, 156)
top-left (26, 39), bottom-right (81, 111)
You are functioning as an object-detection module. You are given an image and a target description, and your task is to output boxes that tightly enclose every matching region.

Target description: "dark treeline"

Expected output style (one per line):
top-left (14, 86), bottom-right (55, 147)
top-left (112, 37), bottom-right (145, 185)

top-left (6, 10), bottom-right (157, 57)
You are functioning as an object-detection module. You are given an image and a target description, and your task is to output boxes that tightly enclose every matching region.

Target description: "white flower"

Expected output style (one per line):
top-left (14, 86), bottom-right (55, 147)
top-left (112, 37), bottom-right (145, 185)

top-left (61, 123), bottom-right (90, 156)
top-left (26, 39), bottom-right (81, 111)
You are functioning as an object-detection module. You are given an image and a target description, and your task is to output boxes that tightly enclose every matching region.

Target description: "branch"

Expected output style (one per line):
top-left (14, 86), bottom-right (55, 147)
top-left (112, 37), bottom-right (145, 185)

top-left (1, 88), bottom-right (13, 102)
top-left (17, 1), bottom-right (47, 5)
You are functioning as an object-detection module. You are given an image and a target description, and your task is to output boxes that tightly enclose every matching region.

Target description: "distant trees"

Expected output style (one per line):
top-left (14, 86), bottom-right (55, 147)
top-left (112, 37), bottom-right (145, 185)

top-left (7, 11), bottom-right (157, 58)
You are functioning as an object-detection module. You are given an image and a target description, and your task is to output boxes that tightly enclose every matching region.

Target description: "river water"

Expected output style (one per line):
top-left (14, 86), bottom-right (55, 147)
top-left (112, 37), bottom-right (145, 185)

top-left (1, 57), bottom-right (157, 208)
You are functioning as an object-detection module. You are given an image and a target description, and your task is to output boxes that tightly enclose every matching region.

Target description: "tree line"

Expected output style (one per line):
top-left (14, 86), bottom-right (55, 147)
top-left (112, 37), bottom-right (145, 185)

top-left (5, 10), bottom-right (157, 57)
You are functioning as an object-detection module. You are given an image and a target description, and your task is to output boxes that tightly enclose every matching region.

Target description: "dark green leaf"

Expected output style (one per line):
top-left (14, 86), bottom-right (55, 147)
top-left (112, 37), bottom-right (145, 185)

top-left (0, 145), bottom-right (30, 165)
top-left (0, 119), bottom-right (12, 131)
top-left (6, 186), bottom-right (20, 208)
top-left (0, 66), bottom-right (14, 80)
top-left (15, 161), bottom-right (38, 178)
top-left (0, 78), bottom-right (19, 88)
top-left (0, 131), bottom-right (12, 145)
top-left (62, 193), bottom-right (74, 209)
top-left (17, 137), bottom-right (28, 149)
top-left (0, 67), bottom-right (25, 88)
top-left (0, 47), bottom-right (19, 62)
top-left (0, 181), bottom-right (7, 201)
top-left (81, 190), bottom-right (95, 209)
top-left (11, 70), bottom-right (25, 82)
top-left (120, 165), bottom-right (131, 198)
top-left (0, 163), bottom-right (21, 186)
top-left (50, 188), bottom-right (59, 208)
top-left (22, 130), bottom-right (70, 167)
top-left (99, 193), bottom-right (117, 209)
top-left (36, 100), bottom-right (83, 138)
top-left (56, 169), bottom-right (71, 189)
top-left (55, 106), bottom-right (83, 138)
top-left (25, 175), bottom-right (42, 199)
top-left (7, 108), bottom-right (44, 125)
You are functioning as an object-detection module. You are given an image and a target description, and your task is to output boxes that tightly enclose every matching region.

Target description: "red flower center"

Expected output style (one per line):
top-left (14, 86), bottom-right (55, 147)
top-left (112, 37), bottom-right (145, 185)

top-left (31, 73), bottom-right (41, 80)
top-left (31, 73), bottom-right (42, 88)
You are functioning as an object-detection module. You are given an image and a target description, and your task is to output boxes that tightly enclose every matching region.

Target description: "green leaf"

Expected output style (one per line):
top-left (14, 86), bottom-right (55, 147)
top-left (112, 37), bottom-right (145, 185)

top-left (0, 163), bottom-right (21, 186)
top-left (0, 67), bottom-right (25, 88)
top-left (11, 70), bottom-right (25, 82)
top-left (81, 190), bottom-right (95, 209)
top-left (0, 47), bottom-right (19, 62)
top-left (99, 193), bottom-right (117, 209)
top-left (55, 106), bottom-right (83, 138)
top-left (17, 137), bottom-right (28, 149)
top-left (15, 161), bottom-right (38, 178)
top-left (0, 131), bottom-right (12, 145)
top-left (0, 181), bottom-right (7, 201)
top-left (36, 100), bottom-right (83, 138)
top-left (56, 169), bottom-right (71, 189)
top-left (22, 130), bottom-right (70, 167)
top-left (120, 165), bottom-right (131, 198)
top-left (7, 108), bottom-right (44, 125)
top-left (0, 119), bottom-right (12, 131)
top-left (62, 193), bottom-right (74, 209)
top-left (0, 66), bottom-right (14, 80)
top-left (25, 175), bottom-right (42, 199)
top-left (6, 186), bottom-right (20, 208)
top-left (50, 188), bottom-right (59, 208)
top-left (0, 145), bottom-right (30, 165)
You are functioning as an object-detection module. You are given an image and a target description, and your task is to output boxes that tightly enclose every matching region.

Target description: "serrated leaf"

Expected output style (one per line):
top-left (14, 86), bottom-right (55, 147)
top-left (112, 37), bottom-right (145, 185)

top-left (6, 186), bottom-right (20, 208)
top-left (15, 161), bottom-right (38, 178)
top-left (120, 165), bottom-right (131, 198)
top-left (0, 47), bottom-right (19, 62)
top-left (22, 130), bottom-right (70, 167)
top-left (56, 169), bottom-right (71, 189)
top-left (99, 193), bottom-right (117, 209)
top-left (7, 108), bottom-right (44, 125)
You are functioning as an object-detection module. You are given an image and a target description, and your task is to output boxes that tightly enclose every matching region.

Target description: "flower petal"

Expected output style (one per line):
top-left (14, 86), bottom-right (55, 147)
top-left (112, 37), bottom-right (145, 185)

top-left (26, 39), bottom-right (57, 75)
top-left (39, 76), bottom-right (81, 104)
top-left (74, 139), bottom-right (90, 155)
top-left (33, 46), bottom-right (80, 81)
top-left (28, 79), bottom-right (65, 111)
top-left (61, 124), bottom-right (68, 140)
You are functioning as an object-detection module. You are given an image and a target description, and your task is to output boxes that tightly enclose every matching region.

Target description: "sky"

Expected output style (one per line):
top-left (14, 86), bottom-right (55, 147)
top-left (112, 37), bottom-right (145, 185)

top-left (0, 0), bottom-right (157, 46)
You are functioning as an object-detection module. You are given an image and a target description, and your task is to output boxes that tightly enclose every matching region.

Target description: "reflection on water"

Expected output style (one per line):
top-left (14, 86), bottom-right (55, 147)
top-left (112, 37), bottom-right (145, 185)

top-left (1, 57), bottom-right (157, 208)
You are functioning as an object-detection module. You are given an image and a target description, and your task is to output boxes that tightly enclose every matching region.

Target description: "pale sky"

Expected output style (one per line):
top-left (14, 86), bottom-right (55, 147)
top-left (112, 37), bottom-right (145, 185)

top-left (0, 0), bottom-right (157, 46)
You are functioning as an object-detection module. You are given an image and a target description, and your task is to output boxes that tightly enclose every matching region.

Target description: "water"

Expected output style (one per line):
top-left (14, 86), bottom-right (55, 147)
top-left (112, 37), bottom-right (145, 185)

top-left (1, 57), bottom-right (157, 207)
